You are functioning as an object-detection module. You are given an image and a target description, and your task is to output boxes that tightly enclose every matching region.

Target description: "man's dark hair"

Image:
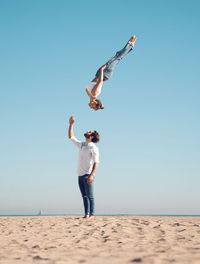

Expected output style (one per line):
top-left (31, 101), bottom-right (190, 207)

top-left (94, 99), bottom-right (104, 110)
top-left (91, 130), bottom-right (100, 143)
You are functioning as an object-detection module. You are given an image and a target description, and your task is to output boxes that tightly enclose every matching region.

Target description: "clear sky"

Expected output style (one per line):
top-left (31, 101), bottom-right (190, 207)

top-left (0, 0), bottom-right (200, 215)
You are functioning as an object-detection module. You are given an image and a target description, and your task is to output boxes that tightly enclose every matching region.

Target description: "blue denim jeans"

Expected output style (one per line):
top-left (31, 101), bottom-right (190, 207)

top-left (78, 174), bottom-right (94, 215)
top-left (96, 42), bottom-right (133, 81)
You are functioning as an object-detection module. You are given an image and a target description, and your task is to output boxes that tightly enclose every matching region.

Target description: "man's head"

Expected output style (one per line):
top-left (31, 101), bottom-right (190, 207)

top-left (88, 99), bottom-right (104, 111)
top-left (84, 130), bottom-right (100, 143)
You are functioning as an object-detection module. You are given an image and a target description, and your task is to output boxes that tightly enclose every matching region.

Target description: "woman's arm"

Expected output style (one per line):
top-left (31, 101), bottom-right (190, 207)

top-left (91, 82), bottom-right (102, 97)
top-left (85, 87), bottom-right (96, 100)
top-left (91, 64), bottom-right (108, 96)
top-left (99, 64), bottom-right (107, 82)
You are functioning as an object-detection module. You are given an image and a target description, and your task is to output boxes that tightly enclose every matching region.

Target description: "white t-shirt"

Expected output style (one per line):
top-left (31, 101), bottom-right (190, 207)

top-left (70, 136), bottom-right (100, 176)
top-left (86, 82), bottom-right (102, 98)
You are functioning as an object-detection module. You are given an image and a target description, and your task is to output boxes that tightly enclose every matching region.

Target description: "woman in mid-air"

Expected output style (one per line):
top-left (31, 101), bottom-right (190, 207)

top-left (86, 35), bottom-right (137, 110)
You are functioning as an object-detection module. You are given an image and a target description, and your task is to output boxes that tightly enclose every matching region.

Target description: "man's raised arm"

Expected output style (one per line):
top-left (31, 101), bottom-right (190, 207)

top-left (68, 116), bottom-right (82, 148)
top-left (68, 116), bottom-right (75, 139)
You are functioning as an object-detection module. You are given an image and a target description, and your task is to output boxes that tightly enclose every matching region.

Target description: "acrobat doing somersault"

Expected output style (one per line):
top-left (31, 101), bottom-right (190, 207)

top-left (85, 35), bottom-right (137, 111)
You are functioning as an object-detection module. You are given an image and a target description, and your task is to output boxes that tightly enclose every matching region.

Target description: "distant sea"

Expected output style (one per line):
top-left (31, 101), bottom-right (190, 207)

top-left (0, 214), bottom-right (200, 217)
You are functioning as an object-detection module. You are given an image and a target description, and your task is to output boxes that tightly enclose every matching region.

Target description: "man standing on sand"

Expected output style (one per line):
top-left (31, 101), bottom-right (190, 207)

top-left (68, 116), bottom-right (100, 218)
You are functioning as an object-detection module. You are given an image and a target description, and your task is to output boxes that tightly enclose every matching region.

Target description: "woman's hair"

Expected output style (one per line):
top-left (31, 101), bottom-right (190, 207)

top-left (94, 99), bottom-right (104, 110)
top-left (91, 130), bottom-right (100, 143)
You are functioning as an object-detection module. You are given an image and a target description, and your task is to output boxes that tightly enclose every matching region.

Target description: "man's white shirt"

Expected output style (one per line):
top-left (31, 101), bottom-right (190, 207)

top-left (70, 136), bottom-right (99, 176)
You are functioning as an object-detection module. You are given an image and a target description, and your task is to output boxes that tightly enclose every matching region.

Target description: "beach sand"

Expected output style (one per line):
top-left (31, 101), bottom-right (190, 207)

top-left (0, 216), bottom-right (200, 264)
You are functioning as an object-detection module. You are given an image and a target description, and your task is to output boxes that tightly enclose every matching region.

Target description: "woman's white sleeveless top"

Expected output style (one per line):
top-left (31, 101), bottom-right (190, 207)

top-left (86, 82), bottom-right (102, 98)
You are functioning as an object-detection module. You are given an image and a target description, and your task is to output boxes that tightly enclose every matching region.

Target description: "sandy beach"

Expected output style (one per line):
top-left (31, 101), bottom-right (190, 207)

top-left (0, 216), bottom-right (200, 264)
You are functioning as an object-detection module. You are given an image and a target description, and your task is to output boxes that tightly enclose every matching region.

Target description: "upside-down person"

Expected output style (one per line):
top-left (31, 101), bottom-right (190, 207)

top-left (86, 35), bottom-right (137, 110)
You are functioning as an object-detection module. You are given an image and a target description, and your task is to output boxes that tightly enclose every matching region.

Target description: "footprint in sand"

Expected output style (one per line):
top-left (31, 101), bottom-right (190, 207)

top-left (141, 221), bottom-right (149, 226)
top-left (32, 245), bottom-right (40, 249)
top-left (172, 223), bottom-right (180, 227)
top-left (156, 250), bottom-right (166, 253)
top-left (130, 258), bottom-right (142, 262)
top-left (103, 235), bottom-right (110, 242)
top-left (176, 236), bottom-right (185, 240)
top-left (157, 238), bottom-right (166, 242)
top-left (153, 224), bottom-right (161, 229)
top-left (177, 229), bottom-right (186, 232)
top-left (33, 256), bottom-right (49, 260)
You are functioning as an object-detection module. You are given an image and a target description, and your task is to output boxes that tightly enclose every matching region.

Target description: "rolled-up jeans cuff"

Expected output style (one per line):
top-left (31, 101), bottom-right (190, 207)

top-left (127, 42), bottom-right (133, 50)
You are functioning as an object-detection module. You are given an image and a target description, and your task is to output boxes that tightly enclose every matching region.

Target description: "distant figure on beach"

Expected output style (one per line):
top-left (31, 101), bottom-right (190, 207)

top-left (68, 116), bottom-right (100, 218)
top-left (86, 35), bottom-right (137, 110)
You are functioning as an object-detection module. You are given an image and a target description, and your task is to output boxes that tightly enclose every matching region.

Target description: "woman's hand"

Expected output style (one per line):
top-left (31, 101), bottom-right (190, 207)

top-left (101, 64), bottom-right (108, 71)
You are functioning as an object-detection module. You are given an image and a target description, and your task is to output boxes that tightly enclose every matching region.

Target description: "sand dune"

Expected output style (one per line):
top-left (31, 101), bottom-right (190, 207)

top-left (0, 216), bottom-right (200, 263)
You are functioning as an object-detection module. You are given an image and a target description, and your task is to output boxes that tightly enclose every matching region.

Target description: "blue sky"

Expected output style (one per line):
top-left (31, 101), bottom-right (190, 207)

top-left (0, 0), bottom-right (200, 215)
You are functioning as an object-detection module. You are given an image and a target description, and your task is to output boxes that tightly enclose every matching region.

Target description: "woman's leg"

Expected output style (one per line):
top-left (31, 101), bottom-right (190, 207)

top-left (95, 42), bottom-right (133, 81)
top-left (78, 175), bottom-right (90, 216)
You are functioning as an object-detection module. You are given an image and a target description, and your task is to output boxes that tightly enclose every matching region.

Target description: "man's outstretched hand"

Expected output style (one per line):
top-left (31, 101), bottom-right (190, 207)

top-left (69, 116), bottom-right (75, 125)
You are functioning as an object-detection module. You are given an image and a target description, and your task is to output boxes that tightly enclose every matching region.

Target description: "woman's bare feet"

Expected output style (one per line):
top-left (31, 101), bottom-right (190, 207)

top-left (128, 35), bottom-right (137, 47)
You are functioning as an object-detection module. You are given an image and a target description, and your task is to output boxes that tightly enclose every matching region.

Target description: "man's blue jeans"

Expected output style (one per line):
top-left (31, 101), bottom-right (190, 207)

top-left (95, 42), bottom-right (133, 81)
top-left (78, 174), bottom-right (94, 215)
